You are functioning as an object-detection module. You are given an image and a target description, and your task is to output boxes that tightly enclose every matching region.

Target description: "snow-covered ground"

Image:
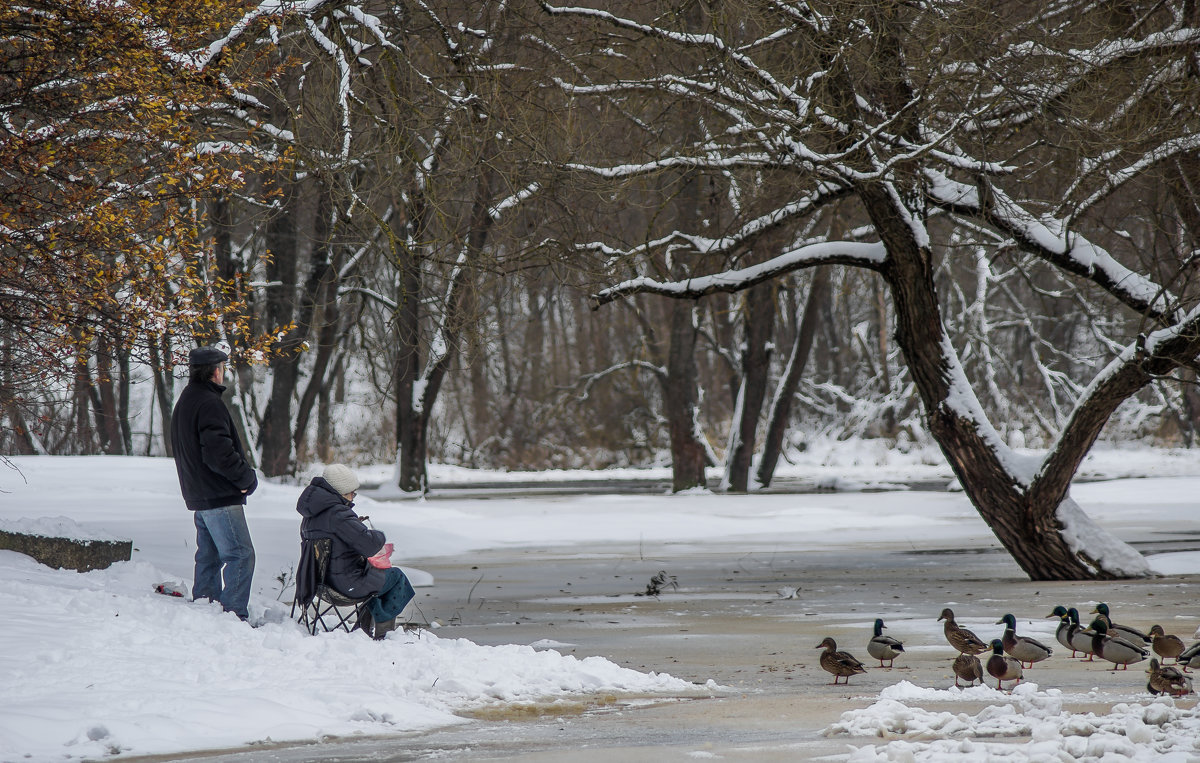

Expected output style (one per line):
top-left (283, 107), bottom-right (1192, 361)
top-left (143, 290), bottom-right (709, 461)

top-left (1, 440), bottom-right (1199, 761)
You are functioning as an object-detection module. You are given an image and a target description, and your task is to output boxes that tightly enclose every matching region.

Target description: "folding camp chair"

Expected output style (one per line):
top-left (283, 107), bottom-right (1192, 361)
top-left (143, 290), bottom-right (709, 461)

top-left (291, 537), bottom-right (372, 635)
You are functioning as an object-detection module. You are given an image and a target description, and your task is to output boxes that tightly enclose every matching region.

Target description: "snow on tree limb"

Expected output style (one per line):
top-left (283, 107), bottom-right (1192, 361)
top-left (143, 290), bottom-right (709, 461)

top-left (925, 170), bottom-right (1178, 322)
top-left (592, 241), bottom-right (886, 307)
top-left (194, 0), bottom-right (338, 70)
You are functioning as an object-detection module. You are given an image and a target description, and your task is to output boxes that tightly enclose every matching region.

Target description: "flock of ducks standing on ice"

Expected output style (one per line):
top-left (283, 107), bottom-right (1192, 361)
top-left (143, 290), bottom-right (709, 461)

top-left (815, 603), bottom-right (1198, 697)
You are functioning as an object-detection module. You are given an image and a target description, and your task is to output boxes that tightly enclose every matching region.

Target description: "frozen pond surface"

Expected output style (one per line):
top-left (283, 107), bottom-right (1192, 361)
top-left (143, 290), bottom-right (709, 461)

top-left (134, 534), bottom-right (1200, 762)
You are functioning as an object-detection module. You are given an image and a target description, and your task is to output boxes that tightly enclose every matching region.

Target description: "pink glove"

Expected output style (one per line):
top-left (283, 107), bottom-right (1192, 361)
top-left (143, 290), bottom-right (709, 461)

top-left (367, 542), bottom-right (394, 569)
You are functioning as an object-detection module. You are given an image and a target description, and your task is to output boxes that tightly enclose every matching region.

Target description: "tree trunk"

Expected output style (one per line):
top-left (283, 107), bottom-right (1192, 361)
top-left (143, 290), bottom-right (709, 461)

top-left (293, 184), bottom-right (339, 460)
top-left (148, 336), bottom-right (174, 458)
top-left (723, 281), bottom-right (776, 491)
top-left (394, 240), bottom-right (424, 492)
top-left (258, 172), bottom-right (303, 477)
top-left (663, 300), bottom-right (708, 491)
top-left (117, 348), bottom-right (131, 455)
top-left (757, 267), bottom-right (829, 487)
top-left (865, 183), bottom-right (1117, 580)
top-left (93, 336), bottom-right (124, 455)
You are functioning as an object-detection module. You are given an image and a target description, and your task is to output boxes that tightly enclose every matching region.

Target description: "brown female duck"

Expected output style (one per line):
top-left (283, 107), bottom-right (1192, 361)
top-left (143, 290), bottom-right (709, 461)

top-left (1147, 658), bottom-right (1193, 697)
top-left (952, 652), bottom-right (984, 688)
top-left (938, 608), bottom-right (988, 655)
top-left (1148, 625), bottom-right (1186, 663)
top-left (816, 637), bottom-right (867, 685)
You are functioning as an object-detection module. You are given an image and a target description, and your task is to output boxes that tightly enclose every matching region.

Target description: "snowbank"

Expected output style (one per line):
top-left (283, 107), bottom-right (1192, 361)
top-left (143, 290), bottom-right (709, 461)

top-left (830, 682), bottom-right (1200, 761)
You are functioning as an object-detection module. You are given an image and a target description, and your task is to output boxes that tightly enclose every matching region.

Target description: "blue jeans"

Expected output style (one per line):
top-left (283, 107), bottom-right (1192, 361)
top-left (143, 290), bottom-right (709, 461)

top-left (368, 568), bottom-right (415, 624)
top-left (193, 505), bottom-right (256, 620)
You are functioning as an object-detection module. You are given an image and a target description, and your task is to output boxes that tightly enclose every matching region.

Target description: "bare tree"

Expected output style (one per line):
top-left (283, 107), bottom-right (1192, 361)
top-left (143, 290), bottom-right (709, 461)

top-left (545, 0), bottom-right (1200, 580)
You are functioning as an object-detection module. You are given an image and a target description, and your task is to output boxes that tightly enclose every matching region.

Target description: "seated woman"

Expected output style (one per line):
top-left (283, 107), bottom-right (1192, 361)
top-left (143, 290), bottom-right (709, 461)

top-left (296, 463), bottom-right (414, 639)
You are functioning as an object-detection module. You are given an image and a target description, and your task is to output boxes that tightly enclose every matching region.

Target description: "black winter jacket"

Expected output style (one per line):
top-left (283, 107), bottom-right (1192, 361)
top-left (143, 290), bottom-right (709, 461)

top-left (170, 379), bottom-right (258, 510)
top-left (297, 477), bottom-right (387, 598)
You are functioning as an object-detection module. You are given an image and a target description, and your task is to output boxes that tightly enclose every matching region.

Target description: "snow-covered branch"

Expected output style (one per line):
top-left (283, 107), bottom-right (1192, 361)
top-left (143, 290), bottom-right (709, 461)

top-left (593, 241), bottom-right (886, 307)
top-left (926, 170), bottom-right (1179, 322)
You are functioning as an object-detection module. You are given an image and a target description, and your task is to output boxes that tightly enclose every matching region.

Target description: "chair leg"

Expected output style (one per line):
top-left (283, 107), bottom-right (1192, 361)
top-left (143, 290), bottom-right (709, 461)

top-left (295, 594), bottom-right (375, 636)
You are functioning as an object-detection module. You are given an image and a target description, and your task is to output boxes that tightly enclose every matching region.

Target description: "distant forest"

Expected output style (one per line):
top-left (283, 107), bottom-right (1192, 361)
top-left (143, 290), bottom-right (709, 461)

top-left (5, 1), bottom-right (1200, 504)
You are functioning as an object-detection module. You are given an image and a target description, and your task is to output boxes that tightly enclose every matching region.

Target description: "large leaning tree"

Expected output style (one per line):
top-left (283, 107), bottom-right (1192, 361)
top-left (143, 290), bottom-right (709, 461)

top-left (542, 0), bottom-right (1200, 580)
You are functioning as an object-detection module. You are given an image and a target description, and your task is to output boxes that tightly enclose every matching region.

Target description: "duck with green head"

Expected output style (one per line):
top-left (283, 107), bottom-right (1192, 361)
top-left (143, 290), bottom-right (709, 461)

top-left (1091, 618), bottom-right (1148, 670)
top-left (997, 613), bottom-right (1053, 668)
top-left (986, 639), bottom-right (1023, 691)
top-left (1047, 606), bottom-right (1074, 654)
top-left (867, 618), bottom-right (904, 668)
top-left (1066, 607), bottom-right (1097, 661)
top-left (1091, 603), bottom-right (1150, 645)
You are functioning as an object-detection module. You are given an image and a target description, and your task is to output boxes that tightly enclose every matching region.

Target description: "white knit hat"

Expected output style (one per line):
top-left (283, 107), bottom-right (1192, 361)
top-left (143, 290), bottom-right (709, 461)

top-left (323, 463), bottom-right (360, 496)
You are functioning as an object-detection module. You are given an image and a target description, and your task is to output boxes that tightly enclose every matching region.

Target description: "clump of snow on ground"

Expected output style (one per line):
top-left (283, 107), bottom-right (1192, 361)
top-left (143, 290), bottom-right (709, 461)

top-left (0, 515), bottom-right (124, 542)
top-left (0, 551), bottom-right (703, 761)
top-left (828, 682), bottom-right (1200, 761)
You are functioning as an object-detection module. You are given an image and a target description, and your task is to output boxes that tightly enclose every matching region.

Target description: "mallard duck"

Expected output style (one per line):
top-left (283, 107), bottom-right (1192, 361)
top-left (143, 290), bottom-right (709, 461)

top-left (952, 652), bottom-right (984, 688)
top-left (867, 618), bottom-right (905, 668)
top-left (816, 637), bottom-right (867, 684)
top-left (938, 608), bottom-right (988, 655)
top-left (1148, 625), bottom-right (1186, 663)
top-left (986, 639), bottom-right (1023, 691)
top-left (1066, 607), bottom-right (1097, 661)
top-left (1147, 658), bottom-right (1193, 697)
top-left (1177, 642), bottom-right (1200, 673)
top-left (1047, 606), bottom-right (1074, 654)
top-left (1091, 603), bottom-right (1150, 644)
top-left (1091, 618), bottom-right (1148, 671)
top-left (996, 613), bottom-right (1053, 668)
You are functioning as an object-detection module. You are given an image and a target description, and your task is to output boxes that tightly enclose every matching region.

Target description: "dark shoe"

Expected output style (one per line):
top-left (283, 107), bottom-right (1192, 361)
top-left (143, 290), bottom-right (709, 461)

top-left (372, 617), bottom-right (396, 641)
top-left (355, 605), bottom-right (375, 638)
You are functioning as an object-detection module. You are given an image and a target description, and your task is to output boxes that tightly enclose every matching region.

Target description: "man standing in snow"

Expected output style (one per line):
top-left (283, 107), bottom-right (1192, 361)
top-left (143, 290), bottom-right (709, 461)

top-left (170, 346), bottom-right (258, 621)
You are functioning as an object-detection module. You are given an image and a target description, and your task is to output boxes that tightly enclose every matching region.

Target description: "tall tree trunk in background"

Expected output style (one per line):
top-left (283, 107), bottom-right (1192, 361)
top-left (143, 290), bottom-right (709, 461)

top-left (117, 348), bottom-right (131, 454)
top-left (316, 353), bottom-right (342, 464)
top-left (72, 338), bottom-right (94, 453)
top-left (94, 335), bottom-right (124, 455)
top-left (397, 169), bottom-right (494, 490)
top-left (258, 172), bottom-right (303, 476)
top-left (393, 223), bottom-right (424, 492)
top-left (148, 335), bottom-right (174, 458)
top-left (757, 267), bottom-right (829, 487)
top-left (293, 184), bottom-right (339, 461)
top-left (663, 300), bottom-right (708, 491)
top-left (722, 280), bottom-right (776, 491)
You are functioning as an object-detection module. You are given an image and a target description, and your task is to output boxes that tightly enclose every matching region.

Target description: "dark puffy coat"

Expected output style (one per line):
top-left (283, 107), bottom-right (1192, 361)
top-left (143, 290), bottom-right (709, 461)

top-left (170, 380), bottom-right (258, 510)
top-left (297, 477), bottom-right (387, 598)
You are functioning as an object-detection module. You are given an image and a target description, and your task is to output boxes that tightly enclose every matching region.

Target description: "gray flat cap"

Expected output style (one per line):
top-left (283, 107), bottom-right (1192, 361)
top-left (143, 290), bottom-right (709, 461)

top-left (188, 346), bottom-right (229, 365)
